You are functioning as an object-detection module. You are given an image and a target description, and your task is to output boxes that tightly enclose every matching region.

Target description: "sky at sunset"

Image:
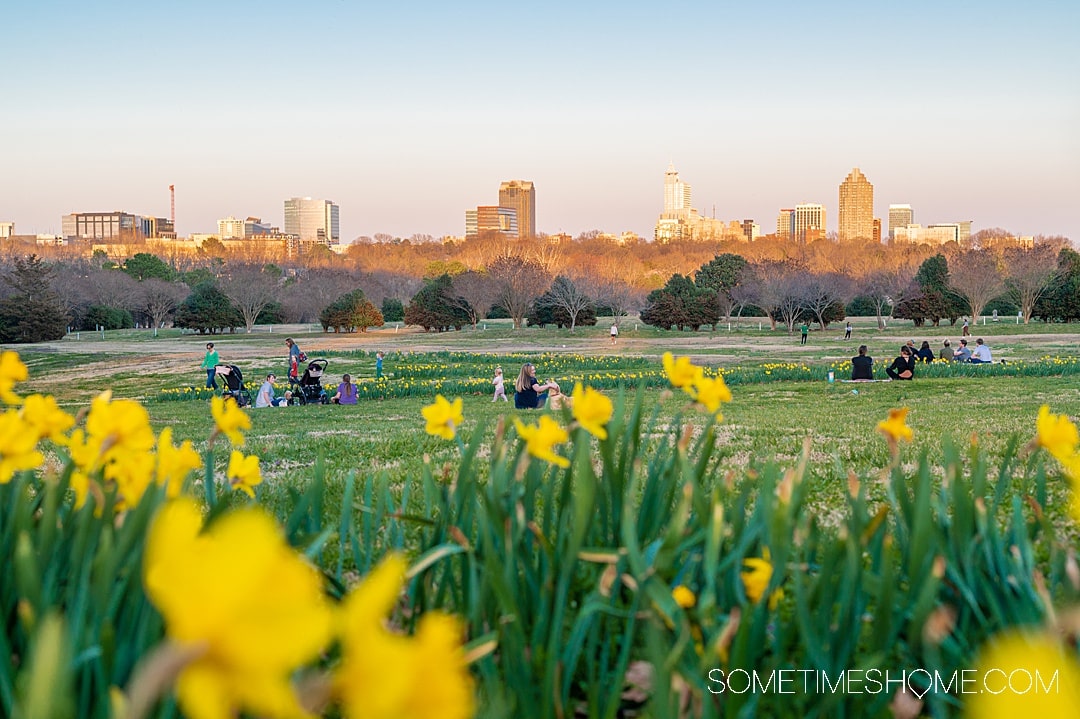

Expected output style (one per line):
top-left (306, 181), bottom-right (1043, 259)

top-left (1, 0), bottom-right (1077, 243)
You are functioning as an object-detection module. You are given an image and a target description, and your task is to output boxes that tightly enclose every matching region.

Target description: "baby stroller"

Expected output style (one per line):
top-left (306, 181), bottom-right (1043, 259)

top-left (215, 364), bottom-right (251, 408)
top-left (290, 358), bottom-right (330, 405)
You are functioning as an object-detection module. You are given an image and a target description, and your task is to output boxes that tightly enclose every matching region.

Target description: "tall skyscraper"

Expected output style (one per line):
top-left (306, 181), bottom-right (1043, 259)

top-left (664, 163), bottom-right (692, 212)
top-left (498, 180), bottom-right (535, 239)
top-left (838, 167), bottom-right (874, 242)
top-left (284, 198), bottom-right (340, 245)
top-left (794, 203), bottom-right (826, 243)
top-left (888, 204), bottom-right (914, 240)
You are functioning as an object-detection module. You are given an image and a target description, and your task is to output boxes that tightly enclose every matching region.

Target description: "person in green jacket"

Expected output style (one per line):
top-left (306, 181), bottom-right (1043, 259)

top-left (800, 323), bottom-right (809, 345)
top-left (201, 342), bottom-right (219, 389)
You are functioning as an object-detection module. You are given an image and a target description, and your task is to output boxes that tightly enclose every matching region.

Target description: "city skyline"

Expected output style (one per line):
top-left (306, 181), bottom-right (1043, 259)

top-left (1, 1), bottom-right (1077, 243)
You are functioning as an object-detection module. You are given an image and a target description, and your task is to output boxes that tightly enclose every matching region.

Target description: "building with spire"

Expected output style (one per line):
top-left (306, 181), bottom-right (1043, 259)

top-left (838, 167), bottom-right (874, 242)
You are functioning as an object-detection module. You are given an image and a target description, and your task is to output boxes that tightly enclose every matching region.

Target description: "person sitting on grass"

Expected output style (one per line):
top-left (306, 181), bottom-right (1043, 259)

top-left (514, 362), bottom-right (557, 409)
top-left (969, 338), bottom-right (993, 364)
top-left (332, 373), bottom-right (358, 405)
top-left (953, 339), bottom-right (972, 363)
top-left (851, 345), bottom-right (874, 380)
top-left (255, 373), bottom-right (290, 407)
top-left (886, 346), bottom-right (915, 381)
top-left (938, 340), bottom-right (953, 361)
top-left (915, 340), bottom-right (935, 363)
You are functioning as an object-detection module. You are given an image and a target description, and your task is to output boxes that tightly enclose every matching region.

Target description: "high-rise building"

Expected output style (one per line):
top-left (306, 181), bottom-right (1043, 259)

top-left (741, 219), bottom-right (760, 243)
top-left (888, 204), bottom-right (914, 240)
top-left (218, 216), bottom-right (245, 239)
top-left (0, 222), bottom-right (14, 239)
top-left (794, 203), bottom-right (826, 243)
top-left (872, 218), bottom-right (882, 244)
top-left (283, 198), bottom-right (340, 245)
top-left (465, 206), bottom-right (518, 239)
top-left (838, 167), bottom-right (874, 242)
top-left (664, 163), bottom-right (692, 212)
top-left (498, 180), bottom-right (535, 239)
top-left (777, 209), bottom-right (795, 240)
top-left (219, 216), bottom-right (273, 239)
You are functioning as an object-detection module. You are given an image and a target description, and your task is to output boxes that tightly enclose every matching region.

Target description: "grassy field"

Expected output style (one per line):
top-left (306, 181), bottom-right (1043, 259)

top-left (15, 317), bottom-right (1080, 535)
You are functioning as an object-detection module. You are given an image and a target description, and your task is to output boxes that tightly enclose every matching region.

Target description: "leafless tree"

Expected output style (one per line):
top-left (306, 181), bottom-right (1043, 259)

top-left (860, 263), bottom-right (917, 330)
top-left (219, 263), bottom-right (281, 333)
top-left (948, 249), bottom-right (1007, 321)
top-left (798, 272), bottom-right (853, 330)
top-left (543, 275), bottom-right (593, 332)
top-left (450, 270), bottom-right (498, 329)
top-left (487, 256), bottom-right (551, 329)
top-left (1003, 244), bottom-right (1061, 323)
top-left (139, 278), bottom-right (190, 328)
top-left (748, 259), bottom-right (803, 331)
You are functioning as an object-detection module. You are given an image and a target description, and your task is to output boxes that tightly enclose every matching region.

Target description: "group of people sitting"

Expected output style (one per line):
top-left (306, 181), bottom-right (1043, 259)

top-left (254, 372), bottom-right (360, 407)
top-left (850, 337), bottom-right (996, 381)
top-left (511, 362), bottom-right (573, 410)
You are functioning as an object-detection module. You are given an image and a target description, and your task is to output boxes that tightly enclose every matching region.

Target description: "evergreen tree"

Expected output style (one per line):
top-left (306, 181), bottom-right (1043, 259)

top-left (0, 255), bottom-right (68, 343)
top-left (404, 275), bottom-right (471, 331)
top-left (173, 282), bottom-right (243, 334)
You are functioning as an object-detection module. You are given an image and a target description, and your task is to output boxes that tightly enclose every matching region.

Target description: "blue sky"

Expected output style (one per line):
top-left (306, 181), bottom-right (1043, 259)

top-left (2, 0), bottom-right (1077, 242)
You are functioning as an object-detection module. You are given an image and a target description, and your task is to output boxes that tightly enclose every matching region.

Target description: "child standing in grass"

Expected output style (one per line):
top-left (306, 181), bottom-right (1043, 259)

top-left (375, 352), bottom-right (384, 380)
top-left (492, 367), bottom-right (508, 402)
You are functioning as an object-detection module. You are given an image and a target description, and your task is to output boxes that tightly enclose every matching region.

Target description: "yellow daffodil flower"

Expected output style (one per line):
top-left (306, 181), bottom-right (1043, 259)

top-left (1034, 405), bottom-right (1079, 464)
top-left (227, 450), bottom-right (262, 498)
top-left (421, 395), bottom-right (463, 440)
top-left (742, 548), bottom-right (783, 610)
top-left (337, 554), bottom-right (475, 719)
top-left (662, 352), bottom-right (703, 390)
top-left (0, 350), bottom-right (28, 405)
top-left (210, 396), bottom-right (250, 446)
top-left (876, 407), bottom-right (913, 444)
top-left (143, 497), bottom-right (334, 719)
top-left (20, 393), bottom-right (74, 443)
top-left (672, 585), bottom-right (696, 609)
top-left (967, 631), bottom-right (1080, 719)
top-left (0, 409), bottom-right (44, 483)
top-left (692, 375), bottom-right (732, 419)
top-left (571, 383), bottom-right (613, 440)
top-left (156, 428), bottom-right (202, 498)
top-left (513, 415), bottom-right (570, 468)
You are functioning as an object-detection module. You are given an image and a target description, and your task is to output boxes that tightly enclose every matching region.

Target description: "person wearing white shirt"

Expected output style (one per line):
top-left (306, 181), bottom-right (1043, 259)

top-left (970, 338), bottom-right (993, 364)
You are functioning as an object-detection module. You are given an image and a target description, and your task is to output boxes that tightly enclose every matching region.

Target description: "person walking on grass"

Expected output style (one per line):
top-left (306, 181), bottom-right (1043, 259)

top-left (844, 322), bottom-right (852, 340)
top-left (285, 338), bottom-right (302, 381)
top-left (492, 366), bottom-right (508, 402)
top-left (800, 322), bottom-right (809, 345)
top-left (201, 342), bottom-right (219, 389)
top-left (610, 323), bottom-right (619, 345)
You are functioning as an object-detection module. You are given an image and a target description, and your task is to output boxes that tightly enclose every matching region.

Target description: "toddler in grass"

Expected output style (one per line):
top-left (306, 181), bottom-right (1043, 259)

top-left (492, 367), bottom-right (508, 402)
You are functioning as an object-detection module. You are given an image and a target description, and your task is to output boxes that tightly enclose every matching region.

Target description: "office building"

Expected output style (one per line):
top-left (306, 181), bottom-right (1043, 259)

top-left (794, 203), bottom-right (826, 243)
top-left (776, 209), bottom-right (795, 240)
top-left (61, 212), bottom-right (173, 241)
top-left (219, 216), bottom-right (274, 239)
top-left (498, 180), bottom-right (535, 239)
top-left (838, 167), bottom-right (874, 242)
top-left (888, 204), bottom-right (914, 240)
top-left (741, 219), bottom-right (760, 242)
top-left (465, 206), bottom-right (518, 239)
top-left (0, 222), bottom-right (13, 239)
top-left (284, 198), bottom-right (340, 245)
top-left (873, 218), bottom-right (882, 244)
top-left (664, 163), bottom-right (692, 212)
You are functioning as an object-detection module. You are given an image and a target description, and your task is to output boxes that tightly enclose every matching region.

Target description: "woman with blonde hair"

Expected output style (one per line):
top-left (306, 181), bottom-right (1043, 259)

top-left (514, 362), bottom-right (556, 409)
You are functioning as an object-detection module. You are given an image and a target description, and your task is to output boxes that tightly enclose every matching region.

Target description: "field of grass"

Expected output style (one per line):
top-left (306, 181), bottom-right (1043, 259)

top-left (16, 319), bottom-right (1080, 537)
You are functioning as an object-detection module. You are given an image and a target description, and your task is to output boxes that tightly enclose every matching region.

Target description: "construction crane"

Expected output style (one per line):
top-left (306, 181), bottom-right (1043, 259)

top-left (169, 185), bottom-right (175, 227)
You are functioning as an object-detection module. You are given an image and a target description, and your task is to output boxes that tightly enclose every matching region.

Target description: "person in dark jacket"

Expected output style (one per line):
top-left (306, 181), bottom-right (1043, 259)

top-left (886, 346), bottom-right (915, 380)
top-left (915, 341), bottom-right (935, 363)
top-left (851, 345), bottom-right (874, 380)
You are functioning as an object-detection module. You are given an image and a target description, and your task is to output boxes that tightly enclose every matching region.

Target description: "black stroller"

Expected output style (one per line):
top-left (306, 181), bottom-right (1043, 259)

top-left (215, 364), bottom-right (251, 407)
top-left (290, 358), bottom-right (330, 405)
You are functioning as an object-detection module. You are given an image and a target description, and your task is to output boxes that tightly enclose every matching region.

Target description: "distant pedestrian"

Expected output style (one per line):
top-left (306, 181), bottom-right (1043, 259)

top-left (375, 351), bottom-right (384, 380)
top-left (800, 322), bottom-right (809, 345)
top-left (492, 366), bottom-right (508, 402)
top-left (962, 318), bottom-right (971, 337)
top-left (201, 342), bottom-right (219, 389)
top-left (610, 323), bottom-right (619, 345)
top-left (844, 322), bottom-right (852, 340)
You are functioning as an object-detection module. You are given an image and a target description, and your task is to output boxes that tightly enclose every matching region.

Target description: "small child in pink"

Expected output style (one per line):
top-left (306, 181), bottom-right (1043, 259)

top-left (492, 367), bottom-right (508, 402)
